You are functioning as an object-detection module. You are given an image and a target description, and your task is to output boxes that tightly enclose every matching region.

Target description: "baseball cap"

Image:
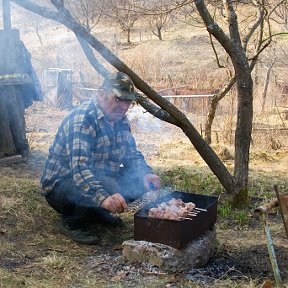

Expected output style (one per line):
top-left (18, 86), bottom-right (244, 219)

top-left (101, 72), bottom-right (137, 101)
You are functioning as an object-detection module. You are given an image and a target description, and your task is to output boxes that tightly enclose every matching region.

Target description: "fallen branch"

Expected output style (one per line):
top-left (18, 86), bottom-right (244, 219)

top-left (254, 198), bottom-right (279, 214)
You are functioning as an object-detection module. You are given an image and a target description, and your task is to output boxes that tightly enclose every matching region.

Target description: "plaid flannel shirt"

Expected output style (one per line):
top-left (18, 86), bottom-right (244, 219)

top-left (41, 98), bottom-right (153, 206)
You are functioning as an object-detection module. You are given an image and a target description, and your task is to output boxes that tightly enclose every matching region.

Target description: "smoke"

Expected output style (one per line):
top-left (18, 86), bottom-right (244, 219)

top-left (127, 105), bottom-right (163, 132)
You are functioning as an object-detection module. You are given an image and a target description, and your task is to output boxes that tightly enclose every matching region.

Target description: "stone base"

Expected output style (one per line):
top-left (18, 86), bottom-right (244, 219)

top-left (122, 228), bottom-right (216, 271)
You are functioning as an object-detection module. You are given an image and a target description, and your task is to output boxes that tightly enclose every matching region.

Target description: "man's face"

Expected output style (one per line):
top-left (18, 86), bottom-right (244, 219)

top-left (98, 89), bottom-right (133, 123)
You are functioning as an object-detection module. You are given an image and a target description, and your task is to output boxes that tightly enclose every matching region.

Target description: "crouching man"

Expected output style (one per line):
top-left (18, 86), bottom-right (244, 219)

top-left (41, 72), bottom-right (161, 244)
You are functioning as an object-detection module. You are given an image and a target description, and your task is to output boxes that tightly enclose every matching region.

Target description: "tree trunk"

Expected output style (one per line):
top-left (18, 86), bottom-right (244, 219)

top-left (194, 0), bottom-right (254, 207)
top-left (205, 77), bottom-right (236, 144)
top-left (233, 66), bottom-right (253, 207)
top-left (157, 27), bottom-right (162, 40)
top-left (261, 63), bottom-right (274, 114)
top-left (127, 28), bottom-right (131, 43)
top-left (180, 121), bottom-right (235, 193)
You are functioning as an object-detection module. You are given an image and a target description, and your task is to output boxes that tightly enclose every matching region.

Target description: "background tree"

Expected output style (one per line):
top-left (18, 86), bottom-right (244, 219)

top-left (261, 48), bottom-right (276, 113)
top-left (273, 0), bottom-right (288, 28)
top-left (65, 0), bottom-right (104, 32)
top-left (176, 1), bottom-right (288, 145)
top-left (102, 0), bottom-right (140, 43)
top-left (142, 0), bottom-right (172, 40)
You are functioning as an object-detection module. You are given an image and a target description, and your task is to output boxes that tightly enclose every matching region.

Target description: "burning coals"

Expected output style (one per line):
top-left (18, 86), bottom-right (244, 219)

top-left (84, 250), bottom-right (268, 287)
top-left (85, 253), bottom-right (168, 284)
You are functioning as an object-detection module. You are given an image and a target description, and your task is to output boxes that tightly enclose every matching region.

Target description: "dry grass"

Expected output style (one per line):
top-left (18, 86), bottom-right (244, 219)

top-left (1, 155), bottom-right (288, 287)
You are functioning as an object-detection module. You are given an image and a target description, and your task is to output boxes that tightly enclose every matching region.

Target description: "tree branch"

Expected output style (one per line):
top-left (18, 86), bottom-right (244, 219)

top-left (209, 32), bottom-right (225, 68)
top-left (225, 0), bottom-right (242, 46)
top-left (76, 36), bottom-right (178, 125)
top-left (242, 1), bottom-right (265, 52)
top-left (194, 0), bottom-right (236, 57)
top-left (76, 35), bottom-right (109, 79)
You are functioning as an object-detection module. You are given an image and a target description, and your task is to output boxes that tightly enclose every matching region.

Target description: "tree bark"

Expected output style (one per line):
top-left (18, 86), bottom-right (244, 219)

top-left (233, 67), bottom-right (253, 206)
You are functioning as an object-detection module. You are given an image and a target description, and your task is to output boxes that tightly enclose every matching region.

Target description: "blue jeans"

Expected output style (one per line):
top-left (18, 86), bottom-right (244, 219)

top-left (44, 168), bottom-right (146, 227)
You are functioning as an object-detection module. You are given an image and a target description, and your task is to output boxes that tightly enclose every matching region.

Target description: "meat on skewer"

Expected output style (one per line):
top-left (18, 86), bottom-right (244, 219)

top-left (148, 198), bottom-right (197, 221)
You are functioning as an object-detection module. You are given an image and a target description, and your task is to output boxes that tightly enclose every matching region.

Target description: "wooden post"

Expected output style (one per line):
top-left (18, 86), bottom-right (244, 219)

top-left (262, 214), bottom-right (283, 286)
top-left (0, 88), bottom-right (15, 155)
top-left (255, 196), bottom-right (283, 286)
top-left (56, 70), bottom-right (73, 110)
top-left (3, 0), bottom-right (12, 30)
top-left (0, 29), bottom-right (30, 157)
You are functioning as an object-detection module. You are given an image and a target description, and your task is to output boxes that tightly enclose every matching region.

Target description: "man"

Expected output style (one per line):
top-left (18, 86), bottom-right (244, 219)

top-left (41, 72), bottom-right (161, 244)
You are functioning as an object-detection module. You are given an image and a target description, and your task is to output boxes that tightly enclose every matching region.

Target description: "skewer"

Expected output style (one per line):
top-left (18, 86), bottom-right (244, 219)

top-left (195, 207), bottom-right (207, 212)
top-left (179, 217), bottom-right (194, 221)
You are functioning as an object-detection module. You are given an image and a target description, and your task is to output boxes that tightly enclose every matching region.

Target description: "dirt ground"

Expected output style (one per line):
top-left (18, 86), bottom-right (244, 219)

top-left (0, 103), bottom-right (288, 288)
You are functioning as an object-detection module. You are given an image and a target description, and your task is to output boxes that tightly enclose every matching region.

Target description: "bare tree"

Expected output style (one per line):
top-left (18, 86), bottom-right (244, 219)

top-left (64, 0), bottom-right (104, 32)
top-left (204, 0), bottom-right (288, 142)
top-left (176, 1), bottom-right (288, 145)
top-left (142, 0), bottom-right (172, 40)
top-left (193, 0), bottom-right (253, 205)
top-left (102, 0), bottom-right (140, 43)
top-left (272, 0), bottom-right (288, 28)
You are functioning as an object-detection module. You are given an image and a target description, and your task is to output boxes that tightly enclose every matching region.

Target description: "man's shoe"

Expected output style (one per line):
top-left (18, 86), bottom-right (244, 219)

top-left (103, 214), bottom-right (124, 227)
top-left (97, 209), bottom-right (124, 227)
top-left (59, 221), bottom-right (100, 244)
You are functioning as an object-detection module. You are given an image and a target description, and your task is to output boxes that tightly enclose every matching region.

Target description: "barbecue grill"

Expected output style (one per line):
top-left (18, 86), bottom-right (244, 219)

top-left (134, 191), bottom-right (218, 249)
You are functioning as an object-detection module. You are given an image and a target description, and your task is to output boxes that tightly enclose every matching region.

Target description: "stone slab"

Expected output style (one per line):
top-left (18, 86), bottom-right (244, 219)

top-left (122, 228), bottom-right (216, 271)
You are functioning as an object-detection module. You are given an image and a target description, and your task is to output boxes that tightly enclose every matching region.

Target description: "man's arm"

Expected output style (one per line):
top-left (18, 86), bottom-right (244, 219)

top-left (67, 122), bottom-right (110, 205)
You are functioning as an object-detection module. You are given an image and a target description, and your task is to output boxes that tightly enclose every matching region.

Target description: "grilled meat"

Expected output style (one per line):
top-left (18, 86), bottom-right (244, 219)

top-left (148, 198), bottom-right (196, 221)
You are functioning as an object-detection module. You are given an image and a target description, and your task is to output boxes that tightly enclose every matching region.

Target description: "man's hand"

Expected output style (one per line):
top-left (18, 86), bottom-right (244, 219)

top-left (143, 174), bottom-right (161, 191)
top-left (100, 193), bottom-right (128, 214)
